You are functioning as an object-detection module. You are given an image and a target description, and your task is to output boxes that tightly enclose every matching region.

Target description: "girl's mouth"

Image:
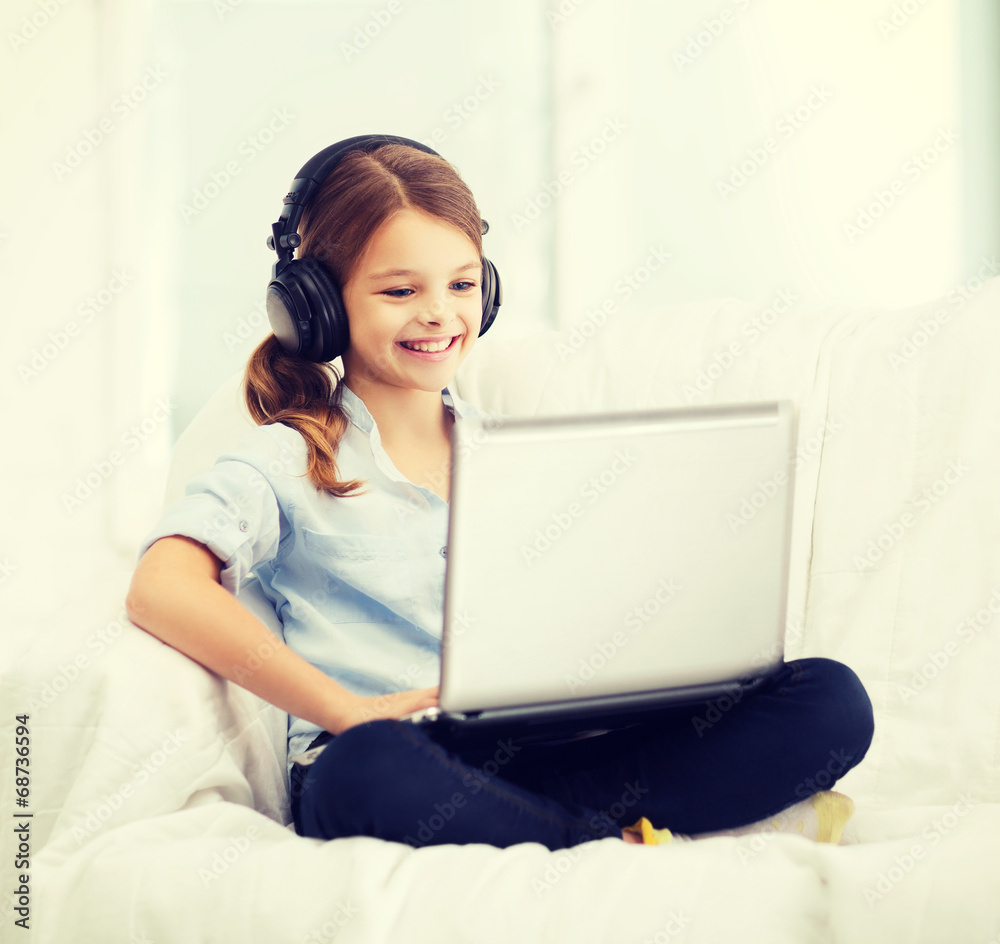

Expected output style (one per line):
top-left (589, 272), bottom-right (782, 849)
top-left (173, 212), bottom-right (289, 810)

top-left (397, 335), bottom-right (460, 361)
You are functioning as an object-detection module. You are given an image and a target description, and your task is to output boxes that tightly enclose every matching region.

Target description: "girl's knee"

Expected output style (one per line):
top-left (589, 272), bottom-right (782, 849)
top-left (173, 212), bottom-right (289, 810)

top-left (798, 656), bottom-right (875, 760)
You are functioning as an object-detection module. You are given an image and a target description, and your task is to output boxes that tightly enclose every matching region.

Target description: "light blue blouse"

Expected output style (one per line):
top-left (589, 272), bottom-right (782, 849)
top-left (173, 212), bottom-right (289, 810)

top-left (137, 383), bottom-right (500, 768)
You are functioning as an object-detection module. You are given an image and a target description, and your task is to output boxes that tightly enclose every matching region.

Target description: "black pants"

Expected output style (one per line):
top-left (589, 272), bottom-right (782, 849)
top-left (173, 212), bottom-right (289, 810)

top-left (291, 657), bottom-right (874, 850)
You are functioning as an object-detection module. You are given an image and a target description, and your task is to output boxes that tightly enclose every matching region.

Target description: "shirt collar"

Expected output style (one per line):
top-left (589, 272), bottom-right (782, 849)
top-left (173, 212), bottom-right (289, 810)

top-left (339, 383), bottom-right (473, 435)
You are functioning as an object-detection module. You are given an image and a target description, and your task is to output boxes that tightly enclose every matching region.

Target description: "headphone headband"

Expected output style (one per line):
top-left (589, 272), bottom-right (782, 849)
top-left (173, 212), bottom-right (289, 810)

top-left (268, 134), bottom-right (442, 276)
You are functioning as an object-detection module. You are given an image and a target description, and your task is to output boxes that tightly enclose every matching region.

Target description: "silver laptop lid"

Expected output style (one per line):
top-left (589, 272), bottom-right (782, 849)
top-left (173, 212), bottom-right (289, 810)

top-left (441, 401), bottom-right (796, 713)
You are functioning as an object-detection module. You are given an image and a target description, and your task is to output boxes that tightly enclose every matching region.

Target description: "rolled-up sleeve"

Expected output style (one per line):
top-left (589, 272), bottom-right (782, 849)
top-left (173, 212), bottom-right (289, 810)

top-left (137, 459), bottom-right (281, 595)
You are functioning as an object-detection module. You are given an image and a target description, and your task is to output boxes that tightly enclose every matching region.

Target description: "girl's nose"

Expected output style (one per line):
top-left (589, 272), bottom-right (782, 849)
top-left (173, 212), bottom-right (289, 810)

top-left (419, 295), bottom-right (447, 322)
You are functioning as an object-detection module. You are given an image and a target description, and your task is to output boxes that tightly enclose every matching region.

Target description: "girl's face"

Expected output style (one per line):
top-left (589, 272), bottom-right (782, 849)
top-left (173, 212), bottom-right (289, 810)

top-left (340, 208), bottom-right (483, 396)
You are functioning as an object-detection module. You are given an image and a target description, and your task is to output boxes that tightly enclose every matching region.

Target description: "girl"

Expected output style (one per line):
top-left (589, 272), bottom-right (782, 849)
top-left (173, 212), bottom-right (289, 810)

top-left (126, 135), bottom-right (874, 849)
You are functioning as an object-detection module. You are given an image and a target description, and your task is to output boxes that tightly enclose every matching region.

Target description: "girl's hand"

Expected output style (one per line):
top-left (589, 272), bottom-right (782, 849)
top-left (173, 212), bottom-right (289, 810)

top-left (331, 686), bottom-right (440, 735)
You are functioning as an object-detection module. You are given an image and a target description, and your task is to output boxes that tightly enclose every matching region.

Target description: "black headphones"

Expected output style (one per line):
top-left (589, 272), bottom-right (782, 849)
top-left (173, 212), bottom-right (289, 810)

top-left (265, 133), bottom-right (502, 363)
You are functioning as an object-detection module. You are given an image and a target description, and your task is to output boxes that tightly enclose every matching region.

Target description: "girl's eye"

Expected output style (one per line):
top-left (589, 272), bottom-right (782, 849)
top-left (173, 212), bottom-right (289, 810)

top-left (380, 282), bottom-right (476, 297)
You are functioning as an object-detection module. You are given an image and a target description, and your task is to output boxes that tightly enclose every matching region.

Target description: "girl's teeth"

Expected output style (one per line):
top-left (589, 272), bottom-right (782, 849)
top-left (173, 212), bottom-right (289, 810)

top-left (402, 338), bottom-right (452, 352)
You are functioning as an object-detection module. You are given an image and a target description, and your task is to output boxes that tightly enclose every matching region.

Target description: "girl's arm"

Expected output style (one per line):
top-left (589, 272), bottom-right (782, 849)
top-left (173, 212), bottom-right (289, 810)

top-left (125, 535), bottom-right (437, 735)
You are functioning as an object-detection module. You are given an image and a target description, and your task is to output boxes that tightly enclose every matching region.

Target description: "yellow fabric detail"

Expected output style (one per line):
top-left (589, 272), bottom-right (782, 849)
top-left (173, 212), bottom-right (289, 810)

top-left (811, 790), bottom-right (855, 844)
top-left (624, 816), bottom-right (674, 846)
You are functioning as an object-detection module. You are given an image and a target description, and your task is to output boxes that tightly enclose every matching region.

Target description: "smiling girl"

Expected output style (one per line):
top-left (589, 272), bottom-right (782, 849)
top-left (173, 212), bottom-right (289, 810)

top-left (126, 135), bottom-right (873, 850)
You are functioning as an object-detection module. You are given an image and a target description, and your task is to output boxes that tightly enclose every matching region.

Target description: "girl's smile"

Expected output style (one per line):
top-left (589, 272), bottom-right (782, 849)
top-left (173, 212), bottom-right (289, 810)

top-left (397, 334), bottom-right (462, 358)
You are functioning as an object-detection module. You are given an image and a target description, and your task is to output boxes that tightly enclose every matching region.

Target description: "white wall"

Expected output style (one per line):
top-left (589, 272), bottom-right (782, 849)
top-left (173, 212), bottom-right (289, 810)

top-left (550, 0), bottom-right (978, 329)
top-left (1, 0), bottom-right (163, 649)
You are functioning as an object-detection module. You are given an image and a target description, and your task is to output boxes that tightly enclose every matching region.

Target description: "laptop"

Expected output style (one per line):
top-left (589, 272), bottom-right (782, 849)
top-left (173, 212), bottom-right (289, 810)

top-left (396, 398), bottom-right (798, 745)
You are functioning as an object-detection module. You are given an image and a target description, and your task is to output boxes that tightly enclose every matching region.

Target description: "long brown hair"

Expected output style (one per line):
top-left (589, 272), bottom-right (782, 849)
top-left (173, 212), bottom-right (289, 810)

top-left (243, 144), bottom-right (484, 496)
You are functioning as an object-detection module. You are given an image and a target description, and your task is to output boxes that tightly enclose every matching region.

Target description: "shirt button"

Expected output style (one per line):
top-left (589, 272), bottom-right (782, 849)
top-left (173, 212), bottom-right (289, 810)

top-left (439, 546), bottom-right (448, 558)
top-left (239, 520), bottom-right (250, 532)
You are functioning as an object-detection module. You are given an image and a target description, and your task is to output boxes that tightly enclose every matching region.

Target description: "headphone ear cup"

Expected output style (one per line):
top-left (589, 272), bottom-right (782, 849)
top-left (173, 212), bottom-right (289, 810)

top-left (479, 257), bottom-right (502, 337)
top-left (266, 257), bottom-right (349, 363)
top-left (298, 258), bottom-right (349, 362)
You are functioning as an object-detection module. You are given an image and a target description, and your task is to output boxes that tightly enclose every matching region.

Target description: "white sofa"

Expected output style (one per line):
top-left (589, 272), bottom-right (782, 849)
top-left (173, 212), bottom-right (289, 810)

top-left (8, 279), bottom-right (1000, 943)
